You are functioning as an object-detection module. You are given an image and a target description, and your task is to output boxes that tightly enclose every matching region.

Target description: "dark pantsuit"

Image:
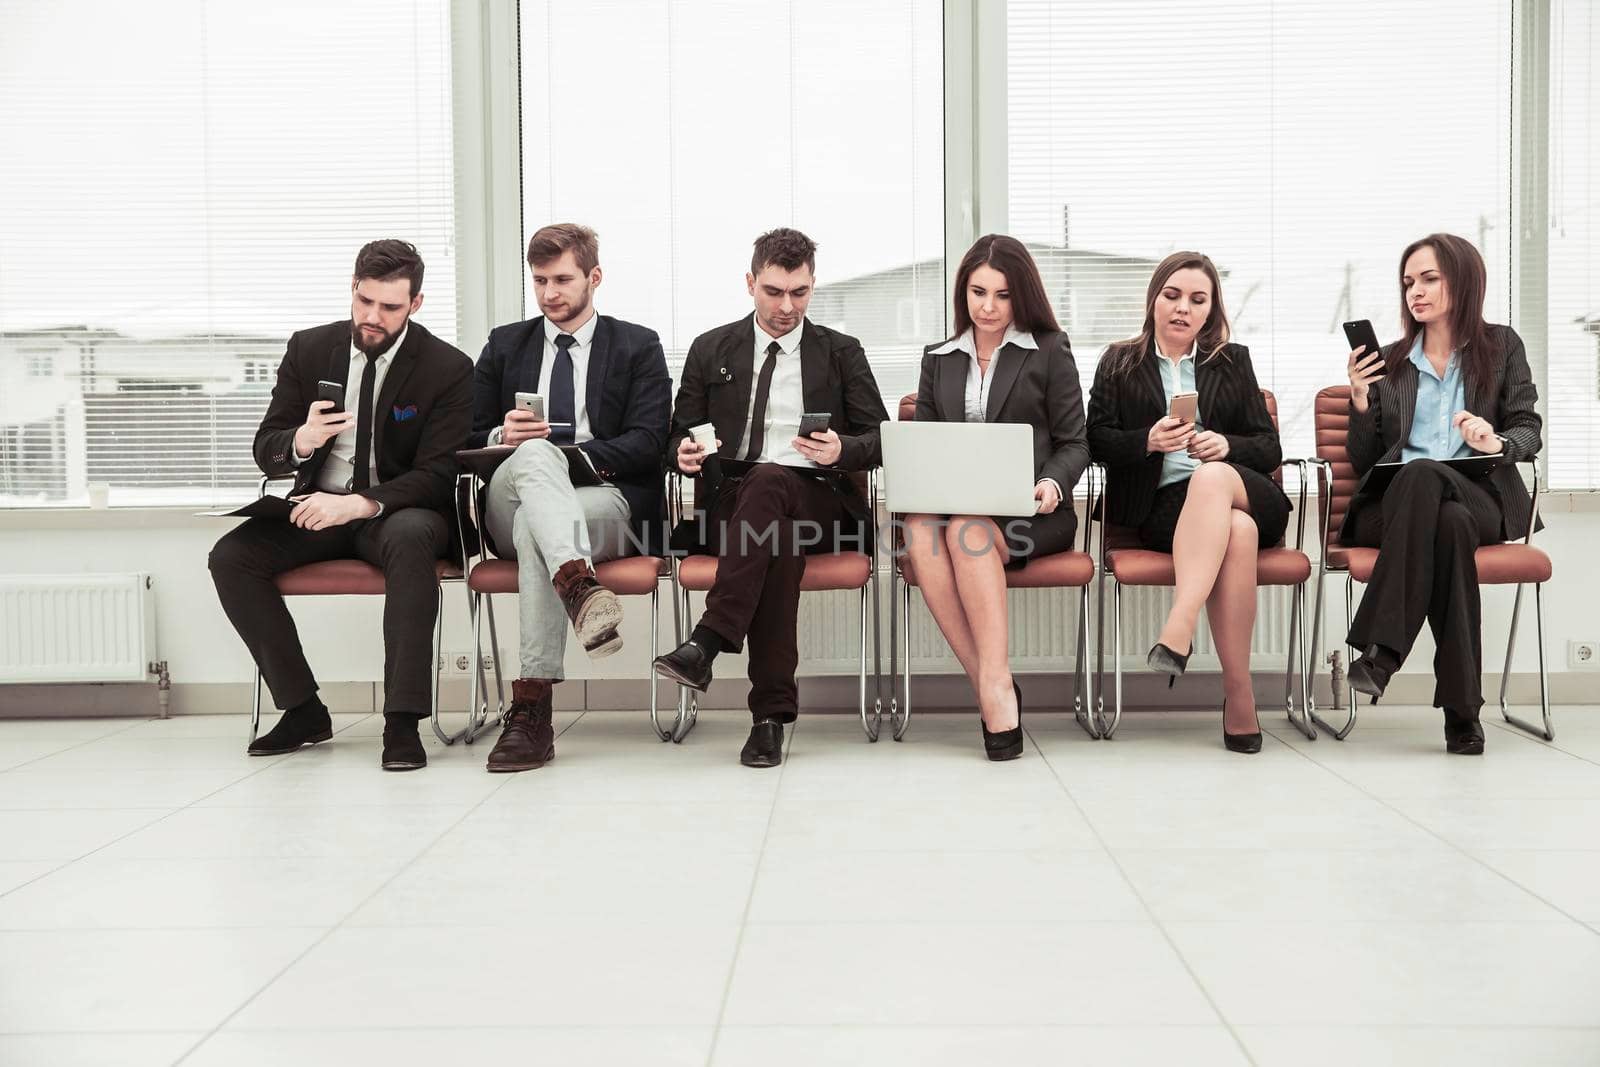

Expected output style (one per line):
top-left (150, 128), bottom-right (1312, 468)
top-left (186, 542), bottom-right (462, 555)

top-left (698, 464), bottom-right (854, 723)
top-left (1345, 459), bottom-right (1505, 715)
top-left (208, 509), bottom-right (450, 718)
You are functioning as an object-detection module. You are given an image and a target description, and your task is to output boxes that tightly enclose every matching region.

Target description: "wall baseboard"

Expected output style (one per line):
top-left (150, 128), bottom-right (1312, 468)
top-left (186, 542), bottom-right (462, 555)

top-left (1, 671), bottom-right (1589, 719)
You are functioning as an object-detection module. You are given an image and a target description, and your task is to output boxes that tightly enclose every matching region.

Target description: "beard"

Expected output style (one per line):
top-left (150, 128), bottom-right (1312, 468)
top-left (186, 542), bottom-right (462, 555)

top-left (351, 317), bottom-right (406, 357)
top-left (542, 285), bottom-right (593, 327)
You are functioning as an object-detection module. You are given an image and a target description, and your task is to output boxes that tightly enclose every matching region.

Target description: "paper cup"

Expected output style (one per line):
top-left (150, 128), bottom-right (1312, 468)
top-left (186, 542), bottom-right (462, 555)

top-left (689, 423), bottom-right (716, 450)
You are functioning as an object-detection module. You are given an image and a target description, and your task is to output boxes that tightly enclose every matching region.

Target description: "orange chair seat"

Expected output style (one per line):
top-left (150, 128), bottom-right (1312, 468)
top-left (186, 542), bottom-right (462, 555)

top-left (676, 552), bottom-right (871, 592)
top-left (1107, 547), bottom-right (1311, 587)
top-left (899, 550), bottom-right (1093, 589)
top-left (1329, 542), bottom-right (1551, 585)
top-left (274, 559), bottom-right (462, 596)
top-left (467, 555), bottom-right (667, 596)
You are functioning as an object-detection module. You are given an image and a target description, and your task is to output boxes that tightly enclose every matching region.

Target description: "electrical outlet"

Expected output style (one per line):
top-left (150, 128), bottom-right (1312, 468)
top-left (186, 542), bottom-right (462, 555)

top-left (445, 651), bottom-right (473, 676)
top-left (1569, 640), bottom-right (1600, 671)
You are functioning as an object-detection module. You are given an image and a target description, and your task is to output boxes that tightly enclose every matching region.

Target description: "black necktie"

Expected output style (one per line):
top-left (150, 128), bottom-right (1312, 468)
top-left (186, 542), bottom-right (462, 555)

top-left (744, 340), bottom-right (782, 461)
top-left (350, 351), bottom-right (378, 491)
top-left (549, 333), bottom-right (577, 446)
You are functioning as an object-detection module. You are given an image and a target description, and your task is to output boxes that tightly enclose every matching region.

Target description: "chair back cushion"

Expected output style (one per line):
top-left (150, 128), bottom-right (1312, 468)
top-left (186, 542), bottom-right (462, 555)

top-left (1313, 384), bottom-right (1356, 545)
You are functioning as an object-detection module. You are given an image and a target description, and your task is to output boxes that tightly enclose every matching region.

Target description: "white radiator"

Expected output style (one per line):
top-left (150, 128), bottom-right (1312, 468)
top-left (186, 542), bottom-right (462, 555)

top-left (0, 574), bottom-right (157, 683)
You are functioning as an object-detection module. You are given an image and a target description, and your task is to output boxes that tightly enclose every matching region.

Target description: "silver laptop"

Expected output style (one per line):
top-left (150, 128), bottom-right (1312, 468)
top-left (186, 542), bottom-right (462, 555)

top-left (880, 420), bottom-right (1039, 516)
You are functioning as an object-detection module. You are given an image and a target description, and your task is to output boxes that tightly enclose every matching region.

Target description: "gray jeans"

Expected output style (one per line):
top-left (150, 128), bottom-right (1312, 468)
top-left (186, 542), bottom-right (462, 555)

top-left (483, 439), bottom-right (633, 679)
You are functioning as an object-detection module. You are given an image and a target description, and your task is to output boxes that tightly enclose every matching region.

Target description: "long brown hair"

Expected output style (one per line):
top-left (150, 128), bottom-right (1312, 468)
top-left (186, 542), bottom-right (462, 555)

top-left (949, 234), bottom-right (1059, 338)
top-left (1101, 251), bottom-right (1231, 378)
top-left (1390, 233), bottom-right (1498, 394)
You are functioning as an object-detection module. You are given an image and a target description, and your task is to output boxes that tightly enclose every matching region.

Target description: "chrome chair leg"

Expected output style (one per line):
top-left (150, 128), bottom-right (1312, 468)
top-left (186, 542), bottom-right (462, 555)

top-left (1501, 581), bottom-right (1555, 741)
top-left (887, 563), bottom-right (901, 738)
top-left (671, 581), bottom-right (699, 743)
top-left (1073, 583), bottom-right (1098, 738)
top-left (432, 582), bottom-right (471, 746)
top-left (1312, 573), bottom-right (1359, 739)
top-left (648, 585), bottom-right (671, 741)
top-left (1283, 582), bottom-right (1316, 740)
top-left (1104, 580), bottom-right (1124, 739)
top-left (895, 576), bottom-right (913, 741)
top-left (250, 669), bottom-right (263, 742)
top-left (857, 585), bottom-right (875, 740)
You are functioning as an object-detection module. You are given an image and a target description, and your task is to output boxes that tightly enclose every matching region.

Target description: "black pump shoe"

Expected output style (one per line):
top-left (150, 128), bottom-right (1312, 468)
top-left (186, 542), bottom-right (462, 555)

top-left (1146, 642), bottom-right (1190, 688)
top-left (982, 682), bottom-right (1025, 762)
top-left (1221, 697), bottom-right (1263, 754)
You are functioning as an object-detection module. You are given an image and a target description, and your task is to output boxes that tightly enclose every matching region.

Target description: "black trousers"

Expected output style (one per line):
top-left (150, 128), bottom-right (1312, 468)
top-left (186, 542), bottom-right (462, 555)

top-left (1345, 459), bottom-right (1504, 714)
top-left (208, 508), bottom-right (450, 718)
top-left (697, 464), bottom-right (855, 723)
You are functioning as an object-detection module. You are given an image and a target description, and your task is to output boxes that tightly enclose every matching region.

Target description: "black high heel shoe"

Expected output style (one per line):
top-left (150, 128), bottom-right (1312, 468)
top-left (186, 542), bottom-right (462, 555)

top-left (981, 681), bottom-right (1025, 762)
top-left (1222, 697), bottom-right (1262, 754)
top-left (1146, 642), bottom-right (1190, 688)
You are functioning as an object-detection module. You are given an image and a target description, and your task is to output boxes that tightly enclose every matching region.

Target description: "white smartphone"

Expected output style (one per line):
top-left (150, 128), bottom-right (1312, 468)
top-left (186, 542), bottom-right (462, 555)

top-left (514, 392), bottom-right (545, 420)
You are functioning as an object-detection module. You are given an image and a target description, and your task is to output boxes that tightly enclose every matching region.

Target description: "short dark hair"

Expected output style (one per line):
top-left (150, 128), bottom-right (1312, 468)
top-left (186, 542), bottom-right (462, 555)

top-left (527, 223), bottom-right (600, 274)
top-left (353, 239), bottom-right (425, 298)
top-left (751, 227), bottom-right (817, 276)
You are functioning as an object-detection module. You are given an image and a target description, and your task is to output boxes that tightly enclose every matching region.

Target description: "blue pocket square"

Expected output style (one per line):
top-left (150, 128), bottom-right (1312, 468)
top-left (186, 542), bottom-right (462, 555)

top-left (392, 404), bottom-right (418, 422)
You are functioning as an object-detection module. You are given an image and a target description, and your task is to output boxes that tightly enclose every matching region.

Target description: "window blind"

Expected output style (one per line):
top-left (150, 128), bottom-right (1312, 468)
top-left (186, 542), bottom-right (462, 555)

top-left (0, 0), bottom-right (457, 507)
top-left (518, 0), bottom-right (944, 408)
top-left (1007, 0), bottom-right (1514, 473)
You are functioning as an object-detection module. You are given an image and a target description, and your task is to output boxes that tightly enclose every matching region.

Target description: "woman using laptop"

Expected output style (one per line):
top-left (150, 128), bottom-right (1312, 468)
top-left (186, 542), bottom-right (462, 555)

top-left (1086, 252), bottom-right (1288, 754)
top-left (902, 234), bottom-right (1089, 761)
top-left (1340, 233), bottom-right (1542, 755)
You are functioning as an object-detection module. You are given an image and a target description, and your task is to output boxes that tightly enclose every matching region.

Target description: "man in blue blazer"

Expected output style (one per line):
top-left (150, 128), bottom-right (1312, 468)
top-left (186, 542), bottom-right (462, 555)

top-left (469, 224), bottom-right (671, 772)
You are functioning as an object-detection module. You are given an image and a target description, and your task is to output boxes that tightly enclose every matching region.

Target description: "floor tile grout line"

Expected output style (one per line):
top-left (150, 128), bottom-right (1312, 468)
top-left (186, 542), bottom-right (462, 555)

top-left (702, 714), bottom-right (796, 1067)
top-left (0, 726), bottom-right (332, 903)
top-left (1258, 720), bottom-right (1600, 936)
top-left (0, 717), bottom-right (152, 775)
top-left (167, 711), bottom-right (589, 1065)
top-left (1479, 716), bottom-right (1600, 771)
top-left (1024, 721), bottom-right (1261, 1067)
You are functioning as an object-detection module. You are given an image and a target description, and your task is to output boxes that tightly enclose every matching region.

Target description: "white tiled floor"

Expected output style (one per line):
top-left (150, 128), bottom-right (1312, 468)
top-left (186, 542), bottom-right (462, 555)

top-left (2, 703), bottom-right (1599, 1066)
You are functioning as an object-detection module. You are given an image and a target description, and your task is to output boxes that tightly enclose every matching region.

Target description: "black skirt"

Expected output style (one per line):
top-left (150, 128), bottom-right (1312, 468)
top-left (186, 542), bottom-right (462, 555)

top-left (999, 508), bottom-right (1080, 568)
top-left (1137, 464), bottom-right (1290, 553)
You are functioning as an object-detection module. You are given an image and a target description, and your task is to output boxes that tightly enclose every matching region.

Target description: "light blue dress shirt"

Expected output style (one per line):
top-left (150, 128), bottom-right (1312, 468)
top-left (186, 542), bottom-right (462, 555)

top-left (1401, 334), bottom-right (1471, 463)
top-left (1155, 345), bottom-right (1200, 489)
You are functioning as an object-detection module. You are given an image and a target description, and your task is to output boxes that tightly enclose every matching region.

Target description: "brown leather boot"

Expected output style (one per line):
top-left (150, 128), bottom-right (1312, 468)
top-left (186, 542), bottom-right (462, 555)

top-left (486, 678), bottom-right (555, 772)
top-left (552, 558), bottom-right (624, 659)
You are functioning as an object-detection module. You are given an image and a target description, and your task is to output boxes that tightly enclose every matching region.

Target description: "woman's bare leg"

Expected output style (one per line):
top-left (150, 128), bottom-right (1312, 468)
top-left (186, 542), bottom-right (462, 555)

top-left (946, 515), bottom-right (1017, 730)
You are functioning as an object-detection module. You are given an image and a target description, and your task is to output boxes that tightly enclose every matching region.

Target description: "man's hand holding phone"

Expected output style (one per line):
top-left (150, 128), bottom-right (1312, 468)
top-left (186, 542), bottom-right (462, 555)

top-left (293, 400), bottom-right (356, 459)
top-left (501, 408), bottom-right (551, 448)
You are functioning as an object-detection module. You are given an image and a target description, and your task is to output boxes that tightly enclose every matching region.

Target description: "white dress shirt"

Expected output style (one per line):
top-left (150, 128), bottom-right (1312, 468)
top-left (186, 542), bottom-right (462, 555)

top-left (295, 323), bottom-right (407, 497)
top-left (745, 318), bottom-right (812, 468)
top-left (536, 311), bottom-right (597, 444)
top-left (929, 326), bottom-right (1060, 501)
top-left (928, 325), bottom-right (1040, 422)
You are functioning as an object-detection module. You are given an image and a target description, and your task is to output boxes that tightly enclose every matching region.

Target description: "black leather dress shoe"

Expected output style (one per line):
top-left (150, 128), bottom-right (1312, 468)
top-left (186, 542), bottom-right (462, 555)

top-left (740, 719), bottom-right (784, 768)
top-left (653, 639), bottom-right (713, 692)
top-left (381, 716), bottom-right (427, 771)
top-left (1347, 646), bottom-right (1399, 702)
top-left (248, 704), bottom-right (333, 756)
top-left (1443, 708), bottom-right (1486, 756)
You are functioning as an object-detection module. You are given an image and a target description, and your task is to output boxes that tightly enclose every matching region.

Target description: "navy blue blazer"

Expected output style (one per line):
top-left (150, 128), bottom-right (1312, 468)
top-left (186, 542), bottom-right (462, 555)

top-left (470, 314), bottom-right (673, 540)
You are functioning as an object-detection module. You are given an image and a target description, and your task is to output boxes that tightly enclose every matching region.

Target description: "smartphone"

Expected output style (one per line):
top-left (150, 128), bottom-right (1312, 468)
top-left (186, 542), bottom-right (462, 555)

top-left (798, 412), bottom-right (832, 437)
top-left (514, 391), bottom-right (545, 420)
top-left (1168, 392), bottom-right (1198, 424)
top-left (316, 379), bottom-right (344, 414)
top-left (1342, 319), bottom-right (1386, 369)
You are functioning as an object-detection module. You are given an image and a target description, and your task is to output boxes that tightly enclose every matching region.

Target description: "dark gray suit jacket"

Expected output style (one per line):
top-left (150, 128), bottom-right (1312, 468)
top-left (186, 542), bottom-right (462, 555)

top-left (913, 329), bottom-right (1089, 496)
top-left (1343, 324), bottom-right (1542, 542)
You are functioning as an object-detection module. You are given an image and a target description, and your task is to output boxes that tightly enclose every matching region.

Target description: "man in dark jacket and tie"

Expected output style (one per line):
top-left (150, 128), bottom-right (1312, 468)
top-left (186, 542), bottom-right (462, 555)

top-left (208, 239), bottom-right (472, 771)
top-left (653, 228), bottom-right (888, 768)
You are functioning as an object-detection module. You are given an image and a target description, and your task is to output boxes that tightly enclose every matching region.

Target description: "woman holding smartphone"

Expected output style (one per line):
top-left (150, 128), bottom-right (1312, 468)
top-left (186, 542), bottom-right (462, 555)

top-left (1341, 233), bottom-right (1542, 755)
top-left (902, 235), bottom-right (1089, 760)
top-left (1086, 252), bottom-right (1288, 753)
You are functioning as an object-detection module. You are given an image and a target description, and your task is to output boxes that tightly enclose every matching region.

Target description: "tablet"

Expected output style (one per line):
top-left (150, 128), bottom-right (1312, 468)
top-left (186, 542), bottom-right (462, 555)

top-left (1356, 455), bottom-right (1502, 498)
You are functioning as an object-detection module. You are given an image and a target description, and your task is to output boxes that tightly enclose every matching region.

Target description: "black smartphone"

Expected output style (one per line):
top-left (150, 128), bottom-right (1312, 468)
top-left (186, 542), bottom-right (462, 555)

top-left (1342, 320), bottom-right (1385, 368)
top-left (798, 412), bottom-right (831, 437)
top-left (316, 379), bottom-right (345, 414)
